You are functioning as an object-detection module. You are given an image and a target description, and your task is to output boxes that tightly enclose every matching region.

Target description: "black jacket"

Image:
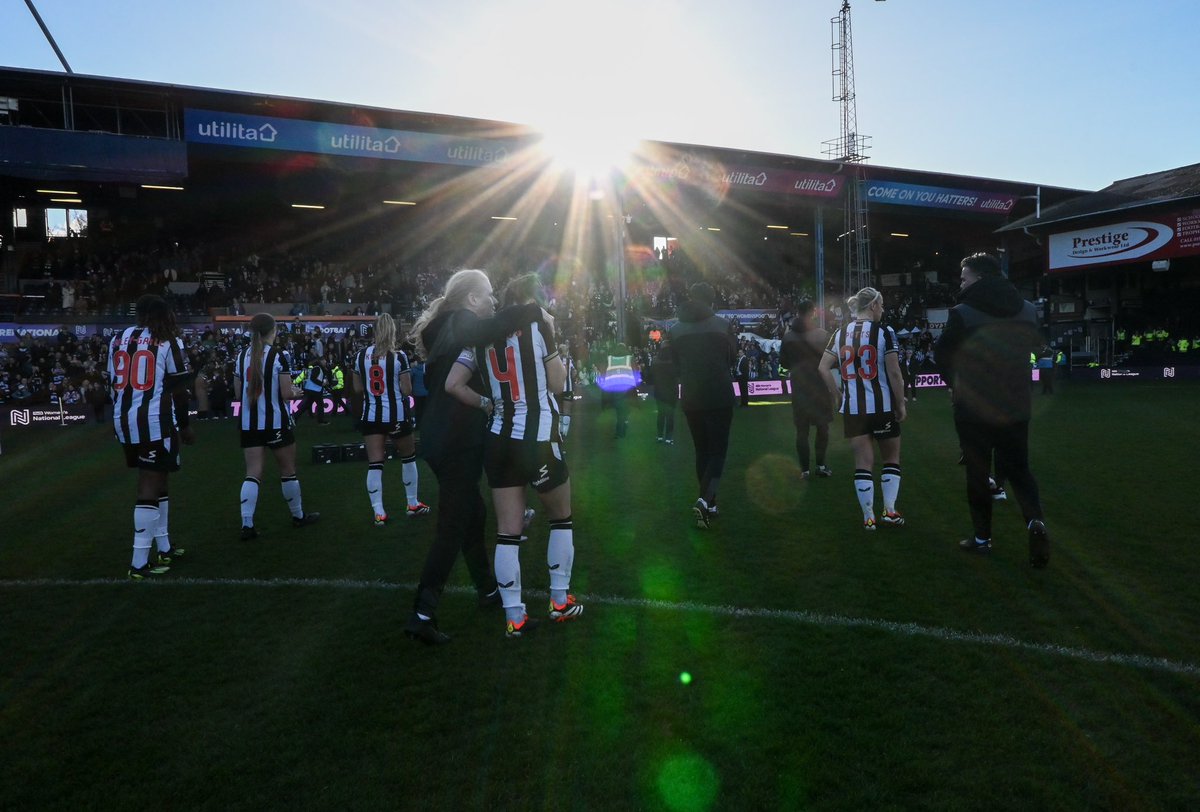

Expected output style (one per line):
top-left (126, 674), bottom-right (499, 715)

top-left (935, 276), bottom-right (1041, 425)
top-left (667, 301), bottom-right (737, 411)
top-left (418, 304), bottom-right (539, 463)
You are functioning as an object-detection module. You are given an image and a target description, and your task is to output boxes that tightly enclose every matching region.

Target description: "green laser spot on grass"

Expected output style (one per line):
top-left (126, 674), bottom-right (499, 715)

top-left (656, 752), bottom-right (719, 812)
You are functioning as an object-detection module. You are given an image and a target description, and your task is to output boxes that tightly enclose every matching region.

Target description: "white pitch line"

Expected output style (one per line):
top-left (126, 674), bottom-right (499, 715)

top-left (3, 577), bottom-right (1198, 678)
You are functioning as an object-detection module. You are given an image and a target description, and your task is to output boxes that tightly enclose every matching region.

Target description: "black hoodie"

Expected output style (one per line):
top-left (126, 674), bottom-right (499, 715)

top-left (418, 303), bottom-right (539, 463)
top-left (935, 275), bottom-right (1041, 425)
top-left (666, 300), bottom-right (737, 410)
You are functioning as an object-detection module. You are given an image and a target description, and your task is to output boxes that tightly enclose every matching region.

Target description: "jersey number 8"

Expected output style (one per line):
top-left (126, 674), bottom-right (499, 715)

top-left (368, 363), bottom-right (387, 396)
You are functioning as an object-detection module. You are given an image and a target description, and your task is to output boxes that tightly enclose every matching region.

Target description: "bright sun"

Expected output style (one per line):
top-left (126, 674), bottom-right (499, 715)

top-left (537, 118), bottom-right (639, 181)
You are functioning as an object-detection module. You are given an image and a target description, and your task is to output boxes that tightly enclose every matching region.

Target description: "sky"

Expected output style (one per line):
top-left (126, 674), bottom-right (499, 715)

top-left (1, 0), bottom-right (1198, 192)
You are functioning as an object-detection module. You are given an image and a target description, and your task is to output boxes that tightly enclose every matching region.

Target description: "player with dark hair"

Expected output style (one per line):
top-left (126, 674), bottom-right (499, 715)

top-left (234, 313), bottom-right (320, 540)
top-left (819, 287), bottom-right (907, 530)
top-left (352, 312), bottom-right (428, 526)
top-left (107, 294), bottom-right (195, 579)
top-left (936, 252), bottom-right (1051, 566)
top-left (444, 273), bottom-right (581, 638)
top-left (779, 301), bottom-right (833, 479)
top-left (666, 281), bottom-right (738, 528)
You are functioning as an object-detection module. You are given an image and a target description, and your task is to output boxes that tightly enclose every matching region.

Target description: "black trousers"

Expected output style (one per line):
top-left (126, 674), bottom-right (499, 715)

top-left (656, 400), bottom-right (676, 440)
top-left (414, 443), bottom-right (494, 617)
top-left (684, 407), bottom-right (733, 504)
top-left (955, 418), bottom-right (1043, 540)
top-left (297, 390), bottom-right (328, 420)
top-left (793, 413), bottom-right (830, 472)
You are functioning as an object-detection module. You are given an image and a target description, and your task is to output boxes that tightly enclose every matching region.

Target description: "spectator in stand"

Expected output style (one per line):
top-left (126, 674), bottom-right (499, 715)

top-left (84, 377), bottom-right (108, 423)
top-left (734, 348), bottom-right (751, 407)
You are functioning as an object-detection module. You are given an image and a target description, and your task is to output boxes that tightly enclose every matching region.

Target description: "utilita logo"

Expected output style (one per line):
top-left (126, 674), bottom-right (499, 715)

top-left (196, 119), bottom-right (279, 143)
top-left (331, 133), bottom-right (402, 153)
top-left (445, 144), bottom-right (509, 164)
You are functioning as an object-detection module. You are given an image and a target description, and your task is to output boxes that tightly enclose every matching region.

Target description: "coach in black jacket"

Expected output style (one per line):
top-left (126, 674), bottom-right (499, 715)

top-left (667, 282), bottom-right (737, 529)
top-left (935, 253), bottom-right (1051, 567)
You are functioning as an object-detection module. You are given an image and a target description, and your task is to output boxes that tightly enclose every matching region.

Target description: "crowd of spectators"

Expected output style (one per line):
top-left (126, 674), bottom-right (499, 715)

top-left (2, 235), bottom-right (980, 413)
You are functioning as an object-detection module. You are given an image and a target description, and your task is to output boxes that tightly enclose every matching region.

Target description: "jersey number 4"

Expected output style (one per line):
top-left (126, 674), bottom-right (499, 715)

top-left (486, 345), bottom-right (522, 403)
top-left (839, 345), bottom-right (878, 381)
top-left (111, 349), bottom-right (157, 392)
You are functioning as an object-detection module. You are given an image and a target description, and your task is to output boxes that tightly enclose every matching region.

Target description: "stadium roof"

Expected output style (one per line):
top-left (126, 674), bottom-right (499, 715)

top-left (998, 162), bottom-right (1200, 233)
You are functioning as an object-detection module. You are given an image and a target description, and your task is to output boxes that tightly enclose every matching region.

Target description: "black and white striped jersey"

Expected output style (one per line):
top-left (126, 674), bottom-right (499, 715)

top-left (235, 344), bottom-right (293, 432)
top-left (825, 319), bottom-right (899, 415)
top-left (354, 345), bottom-right (411, 424)
top-left (460, 314), bottom-right (559, 442)
top-left (107, 327), bottom-right (190, 444)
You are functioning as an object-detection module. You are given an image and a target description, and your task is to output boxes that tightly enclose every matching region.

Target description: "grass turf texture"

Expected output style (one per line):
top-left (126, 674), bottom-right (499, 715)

top-left (2, 382), bottom-right (1199, 810)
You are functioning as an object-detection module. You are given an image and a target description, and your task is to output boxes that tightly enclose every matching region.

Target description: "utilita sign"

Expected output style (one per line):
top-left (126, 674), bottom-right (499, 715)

top-left (1047, 209), bottom-right (1200, 271)
top-left (185, 109), bottom-right (530, 169)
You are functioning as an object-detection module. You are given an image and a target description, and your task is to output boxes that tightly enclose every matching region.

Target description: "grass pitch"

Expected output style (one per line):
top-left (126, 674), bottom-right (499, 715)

top-left (2, 382), bottom-right (1199, 810)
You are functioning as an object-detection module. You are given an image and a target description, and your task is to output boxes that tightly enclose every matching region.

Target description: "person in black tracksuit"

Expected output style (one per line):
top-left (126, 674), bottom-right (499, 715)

top-left (935, 253), bottom-right (1051, 567)
top-left (650, 339), bottom-right (679, 444)
top-left (666, 282), bottom-right (738, 529)
top-left (403, 269), bottom-right (540, 644)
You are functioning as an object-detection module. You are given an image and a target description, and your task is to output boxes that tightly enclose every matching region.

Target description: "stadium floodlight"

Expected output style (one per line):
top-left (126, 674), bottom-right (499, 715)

top-left (490, 216), bottom-right (518, 221)
top-left (291, 204), bottom-right (325, 210)
top-left (382, 200), bottom-right (417, 206)
top-left (36, 189), bottom-right (76, 195)
top-left (766, 225), bottom-right (789, 230)
top-left (50, 198), bottom-right (82, 203)
top-left (141, 185), bottom-right (184, 191)
top-left (890, 232), bottom-right (910, 237)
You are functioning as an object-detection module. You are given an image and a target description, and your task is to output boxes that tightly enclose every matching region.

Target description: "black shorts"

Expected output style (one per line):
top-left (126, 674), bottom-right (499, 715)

top-left (121, 436), bottom-right (181, 472)
top-left (240, 426), bottom-right (296, 449)
top-left (360, 417), bottom-right (414, 438)
top-left (484, 434), bottom-right (569, 493)
top-left (843, 411), bottom-right (901, 440)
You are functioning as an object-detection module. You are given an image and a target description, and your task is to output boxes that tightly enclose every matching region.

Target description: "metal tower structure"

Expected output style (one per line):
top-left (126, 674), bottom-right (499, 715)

top-left (822, 0), bottom-right (872, 295)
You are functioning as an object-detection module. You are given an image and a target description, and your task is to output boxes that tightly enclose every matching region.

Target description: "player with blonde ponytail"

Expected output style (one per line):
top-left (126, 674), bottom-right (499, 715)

top-left (353, 312), bottom-right (428, 525)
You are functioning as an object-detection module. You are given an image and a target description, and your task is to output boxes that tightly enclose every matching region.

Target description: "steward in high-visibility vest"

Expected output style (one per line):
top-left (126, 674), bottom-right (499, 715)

top-left (330, 363), bottom-right (348, 414)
